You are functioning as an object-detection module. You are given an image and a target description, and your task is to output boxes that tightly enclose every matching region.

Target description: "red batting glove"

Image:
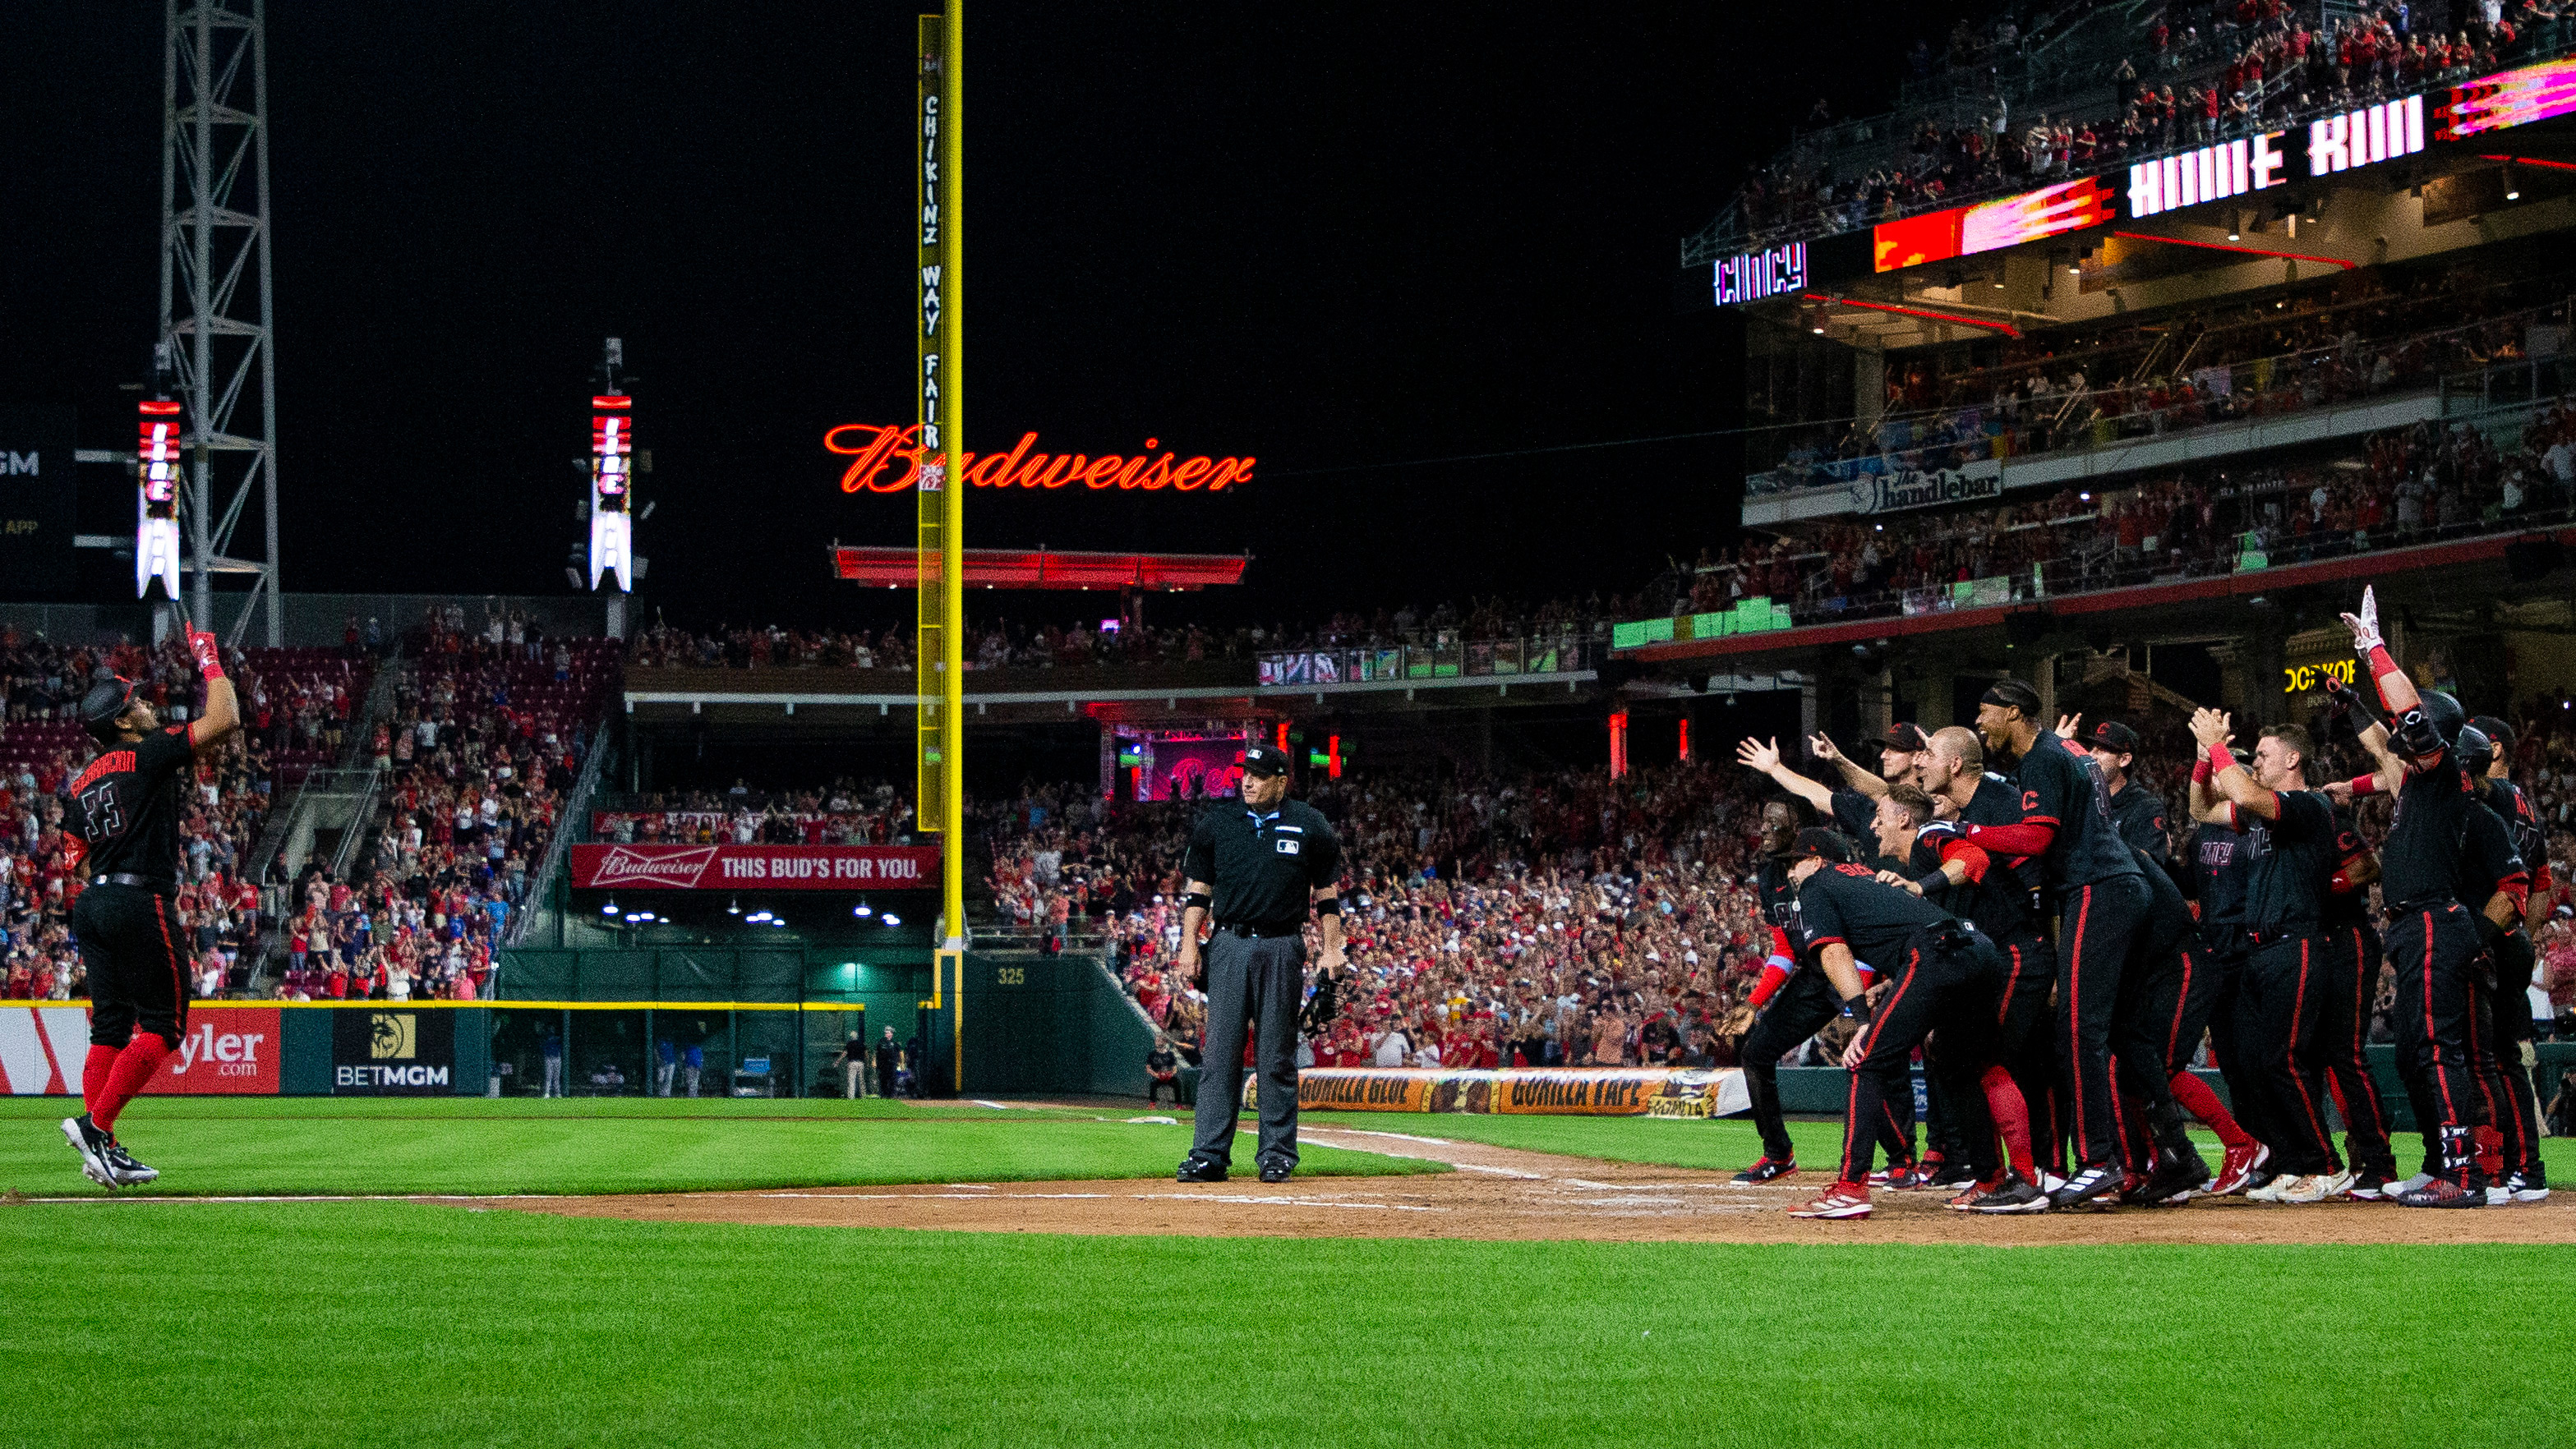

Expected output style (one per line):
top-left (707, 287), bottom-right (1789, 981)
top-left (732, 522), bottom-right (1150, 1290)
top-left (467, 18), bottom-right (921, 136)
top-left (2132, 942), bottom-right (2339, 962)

top-left (189, 629), bottom-right (223, 681)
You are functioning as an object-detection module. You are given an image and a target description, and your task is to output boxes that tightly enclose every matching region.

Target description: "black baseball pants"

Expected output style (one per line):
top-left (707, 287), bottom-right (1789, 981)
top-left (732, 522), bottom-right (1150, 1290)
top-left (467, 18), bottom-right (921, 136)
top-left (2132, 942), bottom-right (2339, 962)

top-left (71, 881), bottom-right (191, 1052)
top-left (1990, 930), bottom-right (2063, 1176)
top-left (2237, 932), bottom-right (2339, 1176)
top-left (1188, 932), bottom-right (1306, 1170)
top-left (1929, 929), bottom-right (2047, 1183)
top-left (2057, 876), bottom-right (2149, 1171)
top-left (1741, 968), bottom-right (1915, 1166)
top-left (2484, 928), bottom-right (2544, 1174)
top-left (1841, 930), bottom-right (2004, 1185)
top-left (2386, 904), bottom-right (2490, 1151)
top-left (2111, 916), bottom-right (2200, 1171)
top-left (2316, 923), bottom-right (2398, 1179)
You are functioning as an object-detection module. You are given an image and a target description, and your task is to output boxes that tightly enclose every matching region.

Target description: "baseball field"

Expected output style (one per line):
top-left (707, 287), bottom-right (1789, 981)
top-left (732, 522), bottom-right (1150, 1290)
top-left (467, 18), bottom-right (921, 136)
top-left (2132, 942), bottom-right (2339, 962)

top-left (4, 1097), bottom-right (2570, 1449)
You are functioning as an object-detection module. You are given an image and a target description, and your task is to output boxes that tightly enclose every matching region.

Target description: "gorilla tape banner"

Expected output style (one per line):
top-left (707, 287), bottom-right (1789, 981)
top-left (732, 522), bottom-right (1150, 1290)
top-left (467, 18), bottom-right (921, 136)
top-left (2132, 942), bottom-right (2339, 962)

top-left (1279, 1067), bottom-right (1745, 1117)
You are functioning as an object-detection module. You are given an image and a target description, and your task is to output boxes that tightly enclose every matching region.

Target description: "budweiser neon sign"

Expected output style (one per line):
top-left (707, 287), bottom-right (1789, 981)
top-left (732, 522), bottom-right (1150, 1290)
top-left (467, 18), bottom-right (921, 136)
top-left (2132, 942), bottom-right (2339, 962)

top-left (825, 424), bottom-right (1256, 494)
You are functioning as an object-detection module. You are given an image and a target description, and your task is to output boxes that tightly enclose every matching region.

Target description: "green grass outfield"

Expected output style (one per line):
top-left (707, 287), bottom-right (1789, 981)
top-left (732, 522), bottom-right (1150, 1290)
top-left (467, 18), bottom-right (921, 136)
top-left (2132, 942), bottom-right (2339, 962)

top-left (0, 1201), bottom-right (2567, 1449)
top-left (1305, 1109), bottom-right (2576, 1177)
top-left (0, 1097), bottom-right (1438, 1198)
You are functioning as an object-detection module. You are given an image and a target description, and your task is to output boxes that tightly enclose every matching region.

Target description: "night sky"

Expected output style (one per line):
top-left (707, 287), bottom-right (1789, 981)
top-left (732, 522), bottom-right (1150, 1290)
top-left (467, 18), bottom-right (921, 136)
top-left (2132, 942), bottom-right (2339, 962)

top-left (3, 2), bottom-right (1983, 632)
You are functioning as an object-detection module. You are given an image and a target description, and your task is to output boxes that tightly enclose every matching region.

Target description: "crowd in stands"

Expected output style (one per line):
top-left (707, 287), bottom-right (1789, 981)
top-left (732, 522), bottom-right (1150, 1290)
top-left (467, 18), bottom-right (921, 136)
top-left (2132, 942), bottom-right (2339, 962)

top-left (1704, 386), bottom-right (2576, 623)
top-left (1753, 270), bottom-right (2573, 492)
top-left (270, 618), bottom-right (620, 1003)
top-left (1726, 0), bottom-right (2569, 250)
top-left (593, 778), bottom-right (918, 845)
top-left (624, 597), bottom-right (1616, 674)
top-left (984, 763), bottom-right (1823, 1076)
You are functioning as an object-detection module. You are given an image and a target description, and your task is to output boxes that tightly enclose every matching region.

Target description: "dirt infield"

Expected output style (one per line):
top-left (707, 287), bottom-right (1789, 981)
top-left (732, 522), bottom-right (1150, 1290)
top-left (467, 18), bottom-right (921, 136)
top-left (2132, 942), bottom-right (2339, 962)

top-left (493, 1125), bottom-right (2576, 1245)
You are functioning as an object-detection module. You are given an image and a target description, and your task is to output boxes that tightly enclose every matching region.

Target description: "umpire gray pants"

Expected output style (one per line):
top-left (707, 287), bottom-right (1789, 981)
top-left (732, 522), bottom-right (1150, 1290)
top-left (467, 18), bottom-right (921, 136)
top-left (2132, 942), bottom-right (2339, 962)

top-left (1189, 931), bottom-right (1305, 1169)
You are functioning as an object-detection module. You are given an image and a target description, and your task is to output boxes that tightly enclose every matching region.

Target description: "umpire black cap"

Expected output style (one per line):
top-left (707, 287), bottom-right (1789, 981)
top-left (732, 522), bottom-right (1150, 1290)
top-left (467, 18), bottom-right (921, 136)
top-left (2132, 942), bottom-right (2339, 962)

top-left (81, 678), bottom-right (140, 744)
top-left (1240, 743), bottom-right (1292, 778)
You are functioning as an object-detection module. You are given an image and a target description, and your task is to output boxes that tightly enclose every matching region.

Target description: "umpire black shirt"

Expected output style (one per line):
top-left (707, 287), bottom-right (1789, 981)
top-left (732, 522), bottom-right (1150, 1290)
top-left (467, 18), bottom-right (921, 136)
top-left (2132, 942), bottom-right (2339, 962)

top-left (1182, 796), bottom-right (1343, 931)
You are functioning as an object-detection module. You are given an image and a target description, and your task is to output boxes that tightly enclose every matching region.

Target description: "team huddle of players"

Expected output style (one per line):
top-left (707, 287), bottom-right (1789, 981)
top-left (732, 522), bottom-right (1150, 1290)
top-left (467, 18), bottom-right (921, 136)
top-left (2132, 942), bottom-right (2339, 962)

top-left (1731, 587), bottom-right (2552, 1218)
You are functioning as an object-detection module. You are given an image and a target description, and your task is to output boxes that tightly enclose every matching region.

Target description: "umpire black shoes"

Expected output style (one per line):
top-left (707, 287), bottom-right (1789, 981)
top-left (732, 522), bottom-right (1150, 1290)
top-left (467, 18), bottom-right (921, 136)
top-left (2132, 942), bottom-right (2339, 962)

top-left (62, 1114), bottom-right (119, 1190)
top-left (1176, 1156), bottom-right (1228, 1184)
top-left (2045, 1163), bottom-right (2123, 1210)
top-left (1258, 1162), bottom-right (1293, 1184)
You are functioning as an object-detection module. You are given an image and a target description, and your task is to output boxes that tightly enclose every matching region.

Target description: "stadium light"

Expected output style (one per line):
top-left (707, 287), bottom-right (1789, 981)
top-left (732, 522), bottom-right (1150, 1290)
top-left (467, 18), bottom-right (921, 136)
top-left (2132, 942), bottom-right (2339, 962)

top-left (855, 899), bottom-right (873, 917)
top-left (727, 898), bottom-right (740, 914)
top-left (601, 899), bottom-right (618, 915)
top-left (882, 913), bottom-right (902, 927)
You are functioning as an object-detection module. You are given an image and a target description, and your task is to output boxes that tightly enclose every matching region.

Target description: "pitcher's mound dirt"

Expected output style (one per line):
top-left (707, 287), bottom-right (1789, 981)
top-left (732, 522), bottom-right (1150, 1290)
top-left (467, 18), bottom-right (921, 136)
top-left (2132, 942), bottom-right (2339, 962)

top-left (491, 1126), bottom-right (2575, 1245)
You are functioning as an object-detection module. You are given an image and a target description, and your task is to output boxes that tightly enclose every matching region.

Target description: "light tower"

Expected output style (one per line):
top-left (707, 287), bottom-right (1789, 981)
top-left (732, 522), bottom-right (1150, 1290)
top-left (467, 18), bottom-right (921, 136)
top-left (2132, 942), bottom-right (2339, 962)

top-left (158, 0), bottom-right (283, 646)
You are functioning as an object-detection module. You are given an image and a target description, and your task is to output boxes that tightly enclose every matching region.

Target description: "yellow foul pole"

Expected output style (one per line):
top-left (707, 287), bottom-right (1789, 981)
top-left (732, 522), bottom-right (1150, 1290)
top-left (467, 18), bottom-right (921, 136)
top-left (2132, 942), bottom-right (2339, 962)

top-left (938, 0), bottom-right (966, 1092)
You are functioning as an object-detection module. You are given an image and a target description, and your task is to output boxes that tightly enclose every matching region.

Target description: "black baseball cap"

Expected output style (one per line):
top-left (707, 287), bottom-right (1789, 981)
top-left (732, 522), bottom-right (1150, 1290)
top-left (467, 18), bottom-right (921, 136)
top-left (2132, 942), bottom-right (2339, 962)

top-left (1880, 722), bottom-right (1931, 752)
top-left (2086, 720), bottom-right (2140, 752)
top-left (1786, 827), bottom-right (1859, 864)
top-left (2468, 715), bottom-right (2513, 750)
top-left (81, 678), bottom-right (140, 744)
top-left (1241, 743), bottom-right (1292, 778)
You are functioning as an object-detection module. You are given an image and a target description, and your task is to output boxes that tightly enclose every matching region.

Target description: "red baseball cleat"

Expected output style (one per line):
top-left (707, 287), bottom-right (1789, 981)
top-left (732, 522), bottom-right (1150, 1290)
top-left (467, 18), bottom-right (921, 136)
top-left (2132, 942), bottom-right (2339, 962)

top-left (1789, 1182), bottom-right (1873, 1219)
top-left (2209, 1140), bottom-right (2270, 1197)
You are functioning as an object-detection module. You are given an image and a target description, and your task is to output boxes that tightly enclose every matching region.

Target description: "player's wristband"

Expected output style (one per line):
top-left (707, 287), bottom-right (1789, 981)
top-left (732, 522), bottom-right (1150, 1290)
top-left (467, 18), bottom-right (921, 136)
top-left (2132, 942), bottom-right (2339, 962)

top-left (1839, 993), bottom-right (1872, 1025)
top-left (2191, 757), bottom-right (2211, 784)
top-left (1313, 895), bottom-right (1341, 918)
top-left (1914, 870), bottom-right (1950, 895)
top-left (1182, 891), bottom-right (1211, 913)
top-left (2347, 772), bottom-right (2381, 798)
top-left (2207, 739), bottom-right (2237, 775)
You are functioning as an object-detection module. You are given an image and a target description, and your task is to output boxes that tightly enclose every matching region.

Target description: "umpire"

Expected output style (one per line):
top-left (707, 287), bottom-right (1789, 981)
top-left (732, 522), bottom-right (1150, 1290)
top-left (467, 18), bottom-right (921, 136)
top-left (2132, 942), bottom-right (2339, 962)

top-left (1174, 742), bottom-right (1344, 1184)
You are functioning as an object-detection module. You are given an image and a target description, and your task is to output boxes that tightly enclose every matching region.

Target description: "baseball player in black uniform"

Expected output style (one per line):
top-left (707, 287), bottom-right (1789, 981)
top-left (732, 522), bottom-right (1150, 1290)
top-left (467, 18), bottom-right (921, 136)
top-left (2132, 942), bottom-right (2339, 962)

top-left (2335, 591), bottom-right (2524, 1208)
top-left (61, 628), bottom-right (239, 1190)
top-left (2177, 798), bottom-right (2274, 1196)
top-left (1780, 830), bottom-right (2027, 1219)
top-left (1918, 726), bottom-right (2065, 1185)
top-left (1873, 784), bottom-right (2049, 1209)
top-left (1960, 681), bottom-right (2146, 1208)
top-left (1173, 742), bottom-right (1343, 1184)
top-left (1724, 792), bottom-right (1910, 1185)
top-left (2461, 717), bottom-right (2552, 1202)
top-left (2189, 713), bottom-right (2350, 1202)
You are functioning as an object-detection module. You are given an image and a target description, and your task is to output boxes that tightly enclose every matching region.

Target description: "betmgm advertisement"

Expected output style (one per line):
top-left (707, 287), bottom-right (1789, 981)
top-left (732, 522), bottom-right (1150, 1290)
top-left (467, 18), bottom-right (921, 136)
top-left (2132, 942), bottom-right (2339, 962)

top-left (332, 1010), bottom-right (457, 1095)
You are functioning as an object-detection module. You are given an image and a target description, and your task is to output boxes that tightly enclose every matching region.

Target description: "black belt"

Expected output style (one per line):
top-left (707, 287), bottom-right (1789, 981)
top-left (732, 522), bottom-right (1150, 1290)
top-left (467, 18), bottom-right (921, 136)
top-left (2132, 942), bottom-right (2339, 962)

top-left (98, 873), bottom-right (175, 894)
top-left (2386, 896), bottom-right (2460, 916)
top-left (1215, 922), bottom-right (1302, 939)
top-left (2243, 922), bottom-right (2319, 946)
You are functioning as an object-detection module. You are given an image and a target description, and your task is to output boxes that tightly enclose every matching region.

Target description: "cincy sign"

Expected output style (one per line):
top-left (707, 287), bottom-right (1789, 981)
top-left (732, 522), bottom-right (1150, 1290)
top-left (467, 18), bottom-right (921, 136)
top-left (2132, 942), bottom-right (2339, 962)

top-left (826, 425), bottom-right (1256, 494)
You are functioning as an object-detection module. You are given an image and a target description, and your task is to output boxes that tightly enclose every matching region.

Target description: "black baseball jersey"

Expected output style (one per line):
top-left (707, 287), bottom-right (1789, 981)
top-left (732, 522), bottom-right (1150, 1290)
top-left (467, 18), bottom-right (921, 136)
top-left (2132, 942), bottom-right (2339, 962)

top-left (67, 724), bottom-right (197, 887)
top-left (2011, 730), bottom-right (2144, 888)
top-left (1828, 789), bottom-right (1879, 849)
top-left (2476, 778), bottom-right (2546, 885)
top-left (1754, 856), bottom-right (1797, 933)
top-left (1181, 797), bottom-right (1342, 928)
top-left (2234, 788), bottom-right (2336, 930)
top-left (2381, 749), bottom-right (2484, 906)
top-left (1914, 820), bottom-right (2030, 939)
top-left (1960, 770), bottom-right (2045, 901)
top-left (1792, 862), bottom-right (1959, 971)
top-left (2454, 802), bottom-right (2525, 909)
top-left (2105, 779), bottom-right (2173, 864)
top-left (2320, 819), bottom-right (2375, 932)
top-left (2134, 840), bottom-right (2199, 954)
top-left (2184, 821), bottom-right (2251, 936)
